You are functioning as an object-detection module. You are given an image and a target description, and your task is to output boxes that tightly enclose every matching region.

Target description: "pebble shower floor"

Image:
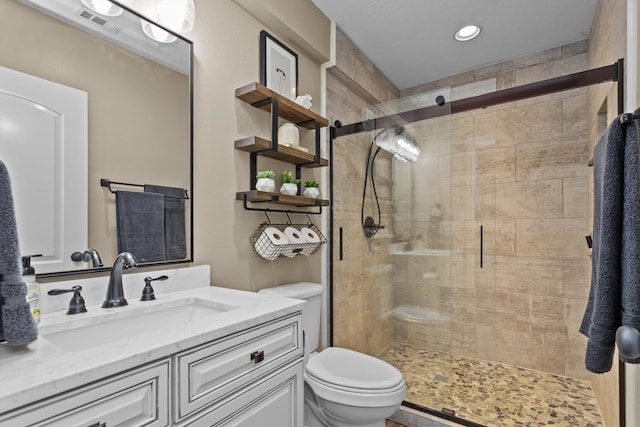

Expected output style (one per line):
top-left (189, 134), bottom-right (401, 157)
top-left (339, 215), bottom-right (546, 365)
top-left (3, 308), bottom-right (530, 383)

top-left (378, 343), bottom-right (604, 427)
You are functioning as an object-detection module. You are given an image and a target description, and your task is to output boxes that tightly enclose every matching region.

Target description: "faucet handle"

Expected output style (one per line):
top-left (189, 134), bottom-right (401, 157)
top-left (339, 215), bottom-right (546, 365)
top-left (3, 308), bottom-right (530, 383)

top-left (48, 286), bottom-right (87, 315)
top-left (141, 275), bottom-right (168, 301)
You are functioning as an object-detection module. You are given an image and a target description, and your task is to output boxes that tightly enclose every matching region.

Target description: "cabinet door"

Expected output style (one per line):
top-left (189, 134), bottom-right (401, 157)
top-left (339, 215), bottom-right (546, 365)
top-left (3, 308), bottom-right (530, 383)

top-left (181, 359), bottom-right (303, 427)
top-left (174, 313), bottom-right (302, 422)
top-left (0, 360), bottom-right (169, 427)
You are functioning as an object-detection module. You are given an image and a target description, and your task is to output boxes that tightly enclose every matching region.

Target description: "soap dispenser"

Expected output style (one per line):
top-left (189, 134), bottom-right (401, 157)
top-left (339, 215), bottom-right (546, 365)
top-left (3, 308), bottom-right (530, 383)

top-left (22, 255), bottom-right (40, 324)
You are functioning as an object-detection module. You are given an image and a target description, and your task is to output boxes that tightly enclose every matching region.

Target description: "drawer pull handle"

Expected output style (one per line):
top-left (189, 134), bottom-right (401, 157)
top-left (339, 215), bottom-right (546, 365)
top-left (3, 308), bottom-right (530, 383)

top-left (87, 422), bottom-right (106, 427)
top-left (251, 350), bottom-right (265, 363)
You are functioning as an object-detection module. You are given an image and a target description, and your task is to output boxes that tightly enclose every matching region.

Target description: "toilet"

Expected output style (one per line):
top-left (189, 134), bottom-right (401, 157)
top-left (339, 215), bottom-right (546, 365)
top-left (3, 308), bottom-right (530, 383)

top-left (259, 282), bottom-right (406, 427)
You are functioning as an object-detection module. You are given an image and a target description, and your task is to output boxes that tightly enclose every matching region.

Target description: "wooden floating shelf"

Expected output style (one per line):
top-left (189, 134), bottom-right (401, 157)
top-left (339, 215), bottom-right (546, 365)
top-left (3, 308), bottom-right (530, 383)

top-left (235, 136), bottom-right (328, 168)
top-left (236, 190), bottom-right (329, 207)
top-left (236, 82), bottom-right (329, 129)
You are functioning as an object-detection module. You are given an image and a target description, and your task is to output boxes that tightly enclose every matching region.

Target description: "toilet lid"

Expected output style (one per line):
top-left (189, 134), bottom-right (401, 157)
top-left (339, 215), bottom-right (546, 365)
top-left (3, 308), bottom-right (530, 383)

top-left (306, 347), bottom-right (403, 391)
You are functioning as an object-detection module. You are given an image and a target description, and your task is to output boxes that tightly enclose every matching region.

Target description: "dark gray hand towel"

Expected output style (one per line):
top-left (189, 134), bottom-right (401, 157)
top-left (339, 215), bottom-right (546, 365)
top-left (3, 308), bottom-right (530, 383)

top-left (0, 161), bottom-right (38, 345)
top-left (144, 184), bottom-right (187, 260)
top-left (116, 191), bottom-right (166, 263)
top-left (580, 117), bottom-right (625, 373)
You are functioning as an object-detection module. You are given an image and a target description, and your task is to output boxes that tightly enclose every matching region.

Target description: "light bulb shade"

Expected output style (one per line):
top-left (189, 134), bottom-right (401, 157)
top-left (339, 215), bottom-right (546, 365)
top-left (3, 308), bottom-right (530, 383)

top-left (141, 19), bottom-right (177, 43)
top-left (376, 126), bottom-right (420, 163)
top-left (157, 0), bottom-right (195, 33)
top-left (81, 0), bottom-right (123, 16)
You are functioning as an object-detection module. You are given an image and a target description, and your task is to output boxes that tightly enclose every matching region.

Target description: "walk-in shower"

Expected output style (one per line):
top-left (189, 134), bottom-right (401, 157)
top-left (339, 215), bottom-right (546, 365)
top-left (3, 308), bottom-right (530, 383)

top-left (329, 59), bottom-right (624, 426)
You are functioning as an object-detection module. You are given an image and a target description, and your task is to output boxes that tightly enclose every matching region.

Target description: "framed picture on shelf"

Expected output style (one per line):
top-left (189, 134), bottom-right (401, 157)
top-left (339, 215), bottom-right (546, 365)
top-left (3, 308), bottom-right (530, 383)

top-left (260, 30), bottom-right (298, 100)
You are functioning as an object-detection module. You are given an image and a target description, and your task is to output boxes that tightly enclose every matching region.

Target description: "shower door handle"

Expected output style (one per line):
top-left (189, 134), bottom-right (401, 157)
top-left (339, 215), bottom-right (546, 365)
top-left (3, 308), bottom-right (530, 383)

top-left (480, 225), bottom-right (483, 268)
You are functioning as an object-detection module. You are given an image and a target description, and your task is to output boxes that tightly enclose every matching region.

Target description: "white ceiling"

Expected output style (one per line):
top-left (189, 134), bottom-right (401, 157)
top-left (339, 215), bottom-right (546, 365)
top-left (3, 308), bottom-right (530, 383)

top-left (311, 0), bottom-right (598, 90)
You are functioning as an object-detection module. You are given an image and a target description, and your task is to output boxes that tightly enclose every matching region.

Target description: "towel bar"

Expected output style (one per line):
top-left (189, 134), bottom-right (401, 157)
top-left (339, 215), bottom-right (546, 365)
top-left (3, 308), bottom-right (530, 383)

top-left (100, 179), bottom-right (189, 199)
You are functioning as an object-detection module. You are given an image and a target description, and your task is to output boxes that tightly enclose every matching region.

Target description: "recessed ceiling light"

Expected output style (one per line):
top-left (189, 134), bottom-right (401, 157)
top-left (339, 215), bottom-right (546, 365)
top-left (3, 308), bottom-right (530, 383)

top-left (455, 25), bottom-right (481, 42)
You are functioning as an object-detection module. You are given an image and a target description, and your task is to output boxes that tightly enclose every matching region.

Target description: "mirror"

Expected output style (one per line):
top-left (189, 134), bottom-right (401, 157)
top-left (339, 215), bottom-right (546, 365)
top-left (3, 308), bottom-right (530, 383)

top-left (0, 0), bottom-right (193, 276)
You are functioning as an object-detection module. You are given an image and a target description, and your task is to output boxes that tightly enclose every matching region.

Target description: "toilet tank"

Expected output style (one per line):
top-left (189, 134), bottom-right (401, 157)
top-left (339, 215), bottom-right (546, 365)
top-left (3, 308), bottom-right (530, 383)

top-left (258, 282), bottom-right (323, 353)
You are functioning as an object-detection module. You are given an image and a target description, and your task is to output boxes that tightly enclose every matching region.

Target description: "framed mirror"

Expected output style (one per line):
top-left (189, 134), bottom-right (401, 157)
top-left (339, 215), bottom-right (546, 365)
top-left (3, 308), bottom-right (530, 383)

top-left (0, 0), bottom-right (193, 277)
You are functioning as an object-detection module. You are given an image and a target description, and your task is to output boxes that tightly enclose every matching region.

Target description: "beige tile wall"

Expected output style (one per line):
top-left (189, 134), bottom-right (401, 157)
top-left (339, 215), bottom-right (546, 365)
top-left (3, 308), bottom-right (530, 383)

top-left (391, 41), bottom-right (593, 380)
top-left (330, 20), bottom-right (616, 386)
top-left (328, 28), bottom-right (399, 355)
top-left (329, 2), bottom-right (626, 419)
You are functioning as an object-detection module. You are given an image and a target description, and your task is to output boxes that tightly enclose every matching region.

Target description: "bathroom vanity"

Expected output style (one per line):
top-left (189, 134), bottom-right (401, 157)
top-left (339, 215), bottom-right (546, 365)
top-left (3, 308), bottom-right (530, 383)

top-left (0, 266), bottom-right (304, 426)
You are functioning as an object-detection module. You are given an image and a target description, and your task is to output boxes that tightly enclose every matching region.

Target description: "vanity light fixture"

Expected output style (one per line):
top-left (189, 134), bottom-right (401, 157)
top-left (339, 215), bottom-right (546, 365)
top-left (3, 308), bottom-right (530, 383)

top-left (157, 0), bottom-right (195, 33)
top-left (80, 0), bottom-right (123, 17)
top-left (141, 18), bottom-right (177, 43)
top-left (454, 24), bottom-right (481, 42)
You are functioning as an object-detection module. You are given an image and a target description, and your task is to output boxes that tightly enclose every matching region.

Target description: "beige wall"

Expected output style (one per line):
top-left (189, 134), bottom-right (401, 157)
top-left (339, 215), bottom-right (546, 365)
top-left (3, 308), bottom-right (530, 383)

top-left (187, 0), bottom-right (330, 291)
top-left (587, 0), bottom-right (627, 425)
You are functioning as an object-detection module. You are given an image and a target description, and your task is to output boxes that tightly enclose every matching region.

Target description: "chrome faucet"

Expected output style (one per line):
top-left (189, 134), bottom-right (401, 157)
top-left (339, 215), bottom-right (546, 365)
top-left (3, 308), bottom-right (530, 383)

top-left (102, 252), bottom-right (137, 308)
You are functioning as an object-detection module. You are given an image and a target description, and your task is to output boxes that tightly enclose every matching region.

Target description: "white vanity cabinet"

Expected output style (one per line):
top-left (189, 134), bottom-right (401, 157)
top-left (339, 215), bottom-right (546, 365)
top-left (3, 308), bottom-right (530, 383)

top-left (174, 313), bottom-right (303, 424)
top-left (0, 311), bottom-right (304, 427)
top-left (180, 359), bottom-right (303, 427)
top-left (0, 359), bottom-right (171, 427)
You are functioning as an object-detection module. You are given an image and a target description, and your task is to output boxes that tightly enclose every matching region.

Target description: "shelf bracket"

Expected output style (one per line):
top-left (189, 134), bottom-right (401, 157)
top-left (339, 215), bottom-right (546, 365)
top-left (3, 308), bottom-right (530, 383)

top-left (270, 97), bottom-right (279, 151)
top-left (314, 120), bottom-right (321, 165)
top-left (250, 152), bottom-right (258, 189)
top-left (241, 193), bottom-right (323, 215)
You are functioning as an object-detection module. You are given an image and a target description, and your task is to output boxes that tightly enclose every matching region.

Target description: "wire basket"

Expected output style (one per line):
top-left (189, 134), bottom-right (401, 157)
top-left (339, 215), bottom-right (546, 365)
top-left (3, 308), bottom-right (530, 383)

top-left (250, 222), bottom-right (326, 260)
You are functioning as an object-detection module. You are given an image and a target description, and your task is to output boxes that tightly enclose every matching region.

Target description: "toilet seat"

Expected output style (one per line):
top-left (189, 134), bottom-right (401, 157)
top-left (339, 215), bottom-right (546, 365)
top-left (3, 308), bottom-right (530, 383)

top-left (306, 347), bottom-right (404, 390)
top-left (304, 347), bottom-right (406, 407)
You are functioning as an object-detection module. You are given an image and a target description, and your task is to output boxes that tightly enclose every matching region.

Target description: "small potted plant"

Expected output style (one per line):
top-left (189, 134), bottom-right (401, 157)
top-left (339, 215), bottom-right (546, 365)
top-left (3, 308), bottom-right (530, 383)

top-left (255, 170), bottom-right (275, 192)
top-left (280, 171), bottom-right (300, 195)
top-left (303, 180), bottom-right (320, 198)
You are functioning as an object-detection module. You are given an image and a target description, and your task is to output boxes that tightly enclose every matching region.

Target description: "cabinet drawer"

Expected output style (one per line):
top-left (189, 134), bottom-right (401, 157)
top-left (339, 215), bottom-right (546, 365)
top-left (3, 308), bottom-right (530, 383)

top-left (180, 359), bottom-right (303, 427)
top-left (174, 313), bottom-right (302, 421)
top-left (1, 359), bottom-right (170, 427)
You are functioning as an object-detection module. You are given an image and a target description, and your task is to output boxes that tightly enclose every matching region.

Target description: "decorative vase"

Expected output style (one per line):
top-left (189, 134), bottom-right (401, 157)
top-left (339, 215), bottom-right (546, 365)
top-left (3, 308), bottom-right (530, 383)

top-left (278, 123), bottom-right (299, 146)
top-left (280, 183), bottom-right (298, 195)
top-left (303, 187), bottom-right (320, 199)
top-left (256, 178), bottom-right (275, 192)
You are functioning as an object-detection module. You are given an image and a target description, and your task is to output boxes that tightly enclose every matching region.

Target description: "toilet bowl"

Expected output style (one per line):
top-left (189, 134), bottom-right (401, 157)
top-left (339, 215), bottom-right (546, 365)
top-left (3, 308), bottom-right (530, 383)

top-left (304, 347), bottom-right (406, 427)
top-left (258, 283), bottom-right (406, 427)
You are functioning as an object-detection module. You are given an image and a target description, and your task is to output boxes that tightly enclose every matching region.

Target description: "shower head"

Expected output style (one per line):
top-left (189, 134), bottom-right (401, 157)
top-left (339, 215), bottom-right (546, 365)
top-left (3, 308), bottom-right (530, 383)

top-left (375, 126), bottom-right (420, 163)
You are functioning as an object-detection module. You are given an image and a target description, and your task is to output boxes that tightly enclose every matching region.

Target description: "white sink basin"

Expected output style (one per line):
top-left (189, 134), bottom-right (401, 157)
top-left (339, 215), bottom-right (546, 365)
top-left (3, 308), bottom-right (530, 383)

top-left (40, 297), bottom-right (239, 351)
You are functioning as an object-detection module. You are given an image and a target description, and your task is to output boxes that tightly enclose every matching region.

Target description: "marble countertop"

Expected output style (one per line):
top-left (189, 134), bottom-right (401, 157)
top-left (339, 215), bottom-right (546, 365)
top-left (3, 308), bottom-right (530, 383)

top-left (0, 268), bottom-right (303, 415)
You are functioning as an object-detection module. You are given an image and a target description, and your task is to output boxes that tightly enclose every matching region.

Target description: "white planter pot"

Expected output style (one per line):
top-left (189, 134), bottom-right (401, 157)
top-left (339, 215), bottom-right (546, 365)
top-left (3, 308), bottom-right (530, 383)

top-left (303, 187), bottom-right (320, 199)
top-left (256, 178), bottom-right (275, 192)
top-left (280, 183), bottom-right (298, 195)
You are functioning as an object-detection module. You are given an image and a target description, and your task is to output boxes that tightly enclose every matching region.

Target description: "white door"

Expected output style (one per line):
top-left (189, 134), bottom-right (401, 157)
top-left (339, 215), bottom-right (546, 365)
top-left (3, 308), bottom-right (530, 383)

top-left (0, 65), bottom-right (87, 273)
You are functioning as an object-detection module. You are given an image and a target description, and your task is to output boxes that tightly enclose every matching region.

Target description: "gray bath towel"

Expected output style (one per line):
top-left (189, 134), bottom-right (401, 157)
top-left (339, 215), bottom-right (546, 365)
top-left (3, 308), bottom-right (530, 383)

top-left (620, 111), bottom-right (640, 365)
top-left (116, 191), bottom-right (166, 263)
top-left (0, 161), bottom-right (38, 345)
top-left (581, 110), bottom-right (640, 372)
top-left (144, 185), bottom-right (186, 260)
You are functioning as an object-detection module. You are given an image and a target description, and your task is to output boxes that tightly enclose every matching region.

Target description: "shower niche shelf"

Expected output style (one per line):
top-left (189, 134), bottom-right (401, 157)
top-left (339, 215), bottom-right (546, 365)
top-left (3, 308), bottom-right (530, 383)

top-left (234, 82), bottom-right (329, 213)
